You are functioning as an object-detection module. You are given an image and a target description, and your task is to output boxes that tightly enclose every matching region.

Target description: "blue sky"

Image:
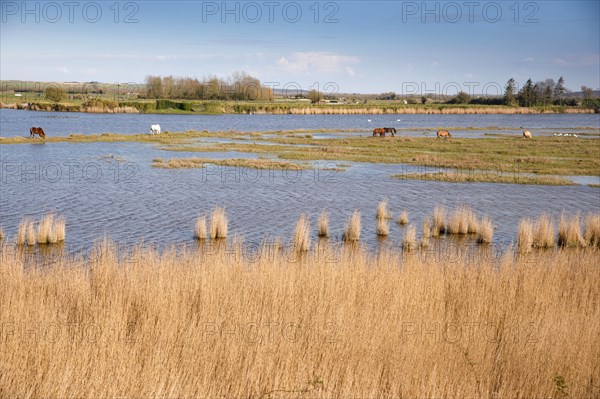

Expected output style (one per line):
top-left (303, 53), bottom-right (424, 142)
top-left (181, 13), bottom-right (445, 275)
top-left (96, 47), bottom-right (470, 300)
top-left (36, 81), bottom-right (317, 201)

top-left (1, 0), bottom-right (599, 94)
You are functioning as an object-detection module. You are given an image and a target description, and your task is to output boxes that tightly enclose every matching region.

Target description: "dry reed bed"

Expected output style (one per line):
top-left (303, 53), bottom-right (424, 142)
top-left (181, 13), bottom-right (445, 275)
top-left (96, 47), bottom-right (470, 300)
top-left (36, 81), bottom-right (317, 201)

top-left (0, 241), bottom-right (598, 398)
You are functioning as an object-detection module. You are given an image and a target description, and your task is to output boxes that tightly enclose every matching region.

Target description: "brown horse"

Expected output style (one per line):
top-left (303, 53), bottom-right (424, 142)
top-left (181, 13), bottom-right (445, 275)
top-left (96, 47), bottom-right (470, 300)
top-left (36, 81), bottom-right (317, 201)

top-left (383, 127), bottom-right (396, 137)
top-left (30, 127), bottom-right (46, 139)
top-left (436, 130), bottom-right (451, 139)
top-left (373, 128), bottom-right (385, 137)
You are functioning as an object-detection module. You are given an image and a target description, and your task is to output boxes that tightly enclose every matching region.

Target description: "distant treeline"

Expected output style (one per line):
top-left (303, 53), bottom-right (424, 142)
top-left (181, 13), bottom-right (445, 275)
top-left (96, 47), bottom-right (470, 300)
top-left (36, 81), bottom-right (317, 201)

top-left (143, 72), bottom-right (274, 101)
top-left (445, 77), bottom-right (600, 109)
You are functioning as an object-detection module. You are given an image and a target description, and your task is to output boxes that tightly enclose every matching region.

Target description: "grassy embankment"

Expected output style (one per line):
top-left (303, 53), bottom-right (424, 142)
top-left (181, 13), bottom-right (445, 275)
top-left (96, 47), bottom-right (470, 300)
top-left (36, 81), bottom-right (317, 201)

top-left (0, 237), bottom-right (599, 398)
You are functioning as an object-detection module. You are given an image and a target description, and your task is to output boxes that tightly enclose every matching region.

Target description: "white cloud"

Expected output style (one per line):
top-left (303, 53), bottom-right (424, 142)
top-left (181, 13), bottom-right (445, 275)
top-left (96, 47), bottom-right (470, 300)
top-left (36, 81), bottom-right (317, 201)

top-left (276, 52), bottom-right (359, 75)
top-left (553, 58), bottom-right (568, 66)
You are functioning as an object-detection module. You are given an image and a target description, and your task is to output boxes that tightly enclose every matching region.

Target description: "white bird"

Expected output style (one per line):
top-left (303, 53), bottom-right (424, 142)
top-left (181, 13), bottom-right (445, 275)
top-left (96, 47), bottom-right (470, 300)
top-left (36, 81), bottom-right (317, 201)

top-left (573, 134), bottom-right (578, 138)
top-left (397, 119), bottom-right (401, 122)
top-left (367, 119), bottom-right (372, 122)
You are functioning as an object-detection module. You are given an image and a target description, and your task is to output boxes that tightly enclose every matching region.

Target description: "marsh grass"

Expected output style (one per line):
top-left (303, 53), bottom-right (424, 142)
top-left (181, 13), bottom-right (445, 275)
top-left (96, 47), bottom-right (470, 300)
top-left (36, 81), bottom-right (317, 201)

top-left (420, 217), bottom-right (432, 248)
top-left (476, 216), bottom-right (493, 244)
top-left (17, 218), bottom-right (29, 245)
top-left (557, 213), bottom-right (586, 248)
top-left (517, 218), bottom-right (534, 253)
top-left (397, 210), bottom-right (409, 225)
top-left (26, 220), bottom-right (36, 246)
top-left (210, 207), bottom-right (228, 239)
top-left (153, 157), bottom-right (309, 170)
top-left (533, 214), bottom-right (555, 249)
top-left (432, 205), bottom-right (447, 237)
top-left (376, 199), bottom-right (392, 220)
top-left (342, 210), bottom-right (361, 242)
top-left (194, 214), bottom-right (207, 240)
top-left (447, 206), bottom-right (468, 235)
top-left (1, 237), bottom-right (599, 397)
top-left (317, 211), bottom-right (329, 238)
top-left (584, 213), bottom-right (600, 248)
top-left (292, 214), bottom-right (311, 252)
top-left (0, 226), bottom-right (3, 241)
top-left (402, 224), bottom-right (417, 252)
top-left (376, 217), bottom-right (390, 237)
top-left (400, 171), bottom-right (576, 186)
top-left (36, 213), bottom-right (54, 244)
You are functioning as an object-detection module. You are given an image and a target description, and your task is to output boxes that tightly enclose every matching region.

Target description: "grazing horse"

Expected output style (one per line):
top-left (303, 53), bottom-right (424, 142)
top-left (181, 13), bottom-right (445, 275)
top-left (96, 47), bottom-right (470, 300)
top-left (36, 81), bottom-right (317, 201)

top-left (373, 128), bottom-right (386, 137)
top-left (437, 130), bottom-right (451, 139)
top-left (523, 130), bottom-right (532, 139)
top-left (30, 127), bottom-right (46, 139)
top-left (150, 124), bottom-right (161, 135)
top-left (383, 127), bottom-right (396, 137)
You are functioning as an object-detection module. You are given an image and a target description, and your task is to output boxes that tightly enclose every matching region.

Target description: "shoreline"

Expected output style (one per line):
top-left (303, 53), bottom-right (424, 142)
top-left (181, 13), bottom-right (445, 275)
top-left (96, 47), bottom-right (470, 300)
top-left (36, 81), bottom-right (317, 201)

top-left (1, 101), bottom-right (597, 115)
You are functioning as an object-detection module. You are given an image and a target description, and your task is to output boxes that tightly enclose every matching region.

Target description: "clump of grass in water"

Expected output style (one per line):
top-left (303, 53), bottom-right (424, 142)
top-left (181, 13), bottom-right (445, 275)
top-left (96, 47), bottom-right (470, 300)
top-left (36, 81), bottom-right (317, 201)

top-left (420, 217), bottom-right (432, 248)
top-left (54, 215), bottom-right (66, 243)
top-left (376, 199), bottom-right (392, 220)
top-left (26, 220), bottom-right (36, 246)
top-left (17, 218), bottom-right (28, 245)
top-left (210, 207), bottom-right (228, 239)
top-left (466, 209), bottom-right (479, 234)
top-left (517, 218), bottom-right (534, 253)
top-left (403, 224), bottom-right (417, 252)
top-left (292, 214), bottom-right (311, 252)
top-left (377, 217), bottom-right (390, 237)
top-left (36, 213), bottom-right (54, 244)
top-left (533, 214), bottom-right (555, 249)
top-left (584, 213), bottom-right (600, 248)
top-left (557, 212), bottom-right (586, 248)
top-left (0, 226), bottom-right (4, 241)
top-left (342, 210), bottom-right (361, 242)
top-left (35, 213), bottom-right (66, 244)
top-left (476, 216), bottom-right (493, 244)
top-left (194, 214), bottom-right (207, 240)
top-left (317, 211), bottom-right (329, 238)
top-left (447, 205), bottom-right (476, 235)
top-left (397, 210), bottom-right (409, 225)
top-left (432, 205), bottom-right (446, 237)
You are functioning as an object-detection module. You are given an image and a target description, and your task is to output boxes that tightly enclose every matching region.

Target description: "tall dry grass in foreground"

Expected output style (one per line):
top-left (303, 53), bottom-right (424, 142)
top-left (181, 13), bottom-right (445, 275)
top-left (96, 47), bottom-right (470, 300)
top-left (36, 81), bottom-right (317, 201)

top-left (342, 210), bottom-right (361, 242)
top-left (0, 242), bottom-right (598, 398)
top-left (209, 207), bottom-right (228, 239)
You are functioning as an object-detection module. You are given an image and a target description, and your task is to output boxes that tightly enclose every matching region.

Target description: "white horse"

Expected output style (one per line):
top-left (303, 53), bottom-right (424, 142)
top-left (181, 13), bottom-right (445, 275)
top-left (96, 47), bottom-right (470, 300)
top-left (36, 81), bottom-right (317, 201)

top-left (523, 130), bottom-right (532, 139)
top-left (150, 124), bottom-right (161, 135)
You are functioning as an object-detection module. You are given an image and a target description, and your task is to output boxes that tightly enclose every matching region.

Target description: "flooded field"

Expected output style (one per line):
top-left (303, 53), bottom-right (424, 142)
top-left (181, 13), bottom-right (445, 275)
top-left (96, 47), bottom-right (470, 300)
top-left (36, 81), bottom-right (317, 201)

top-left (0, 110), bottom-right (598, 254)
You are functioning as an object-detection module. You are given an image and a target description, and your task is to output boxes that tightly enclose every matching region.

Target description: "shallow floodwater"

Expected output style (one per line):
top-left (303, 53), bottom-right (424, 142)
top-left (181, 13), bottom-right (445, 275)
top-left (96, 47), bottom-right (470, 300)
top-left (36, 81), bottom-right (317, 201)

top-left (0, 110), bottom-right (599, 254)
top-left (1, 109), bottom-right (599, 137)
